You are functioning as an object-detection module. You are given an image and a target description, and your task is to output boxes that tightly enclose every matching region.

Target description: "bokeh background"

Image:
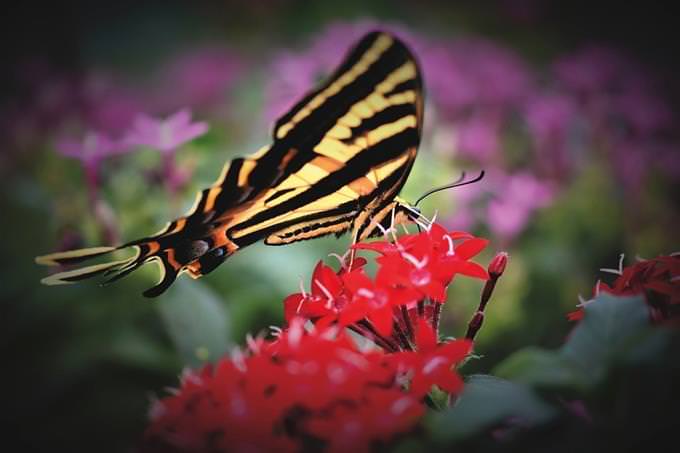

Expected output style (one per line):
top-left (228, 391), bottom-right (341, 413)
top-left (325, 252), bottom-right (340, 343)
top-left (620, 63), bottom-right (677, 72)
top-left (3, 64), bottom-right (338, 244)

top-left (2, 1), bottom-right (678, 451)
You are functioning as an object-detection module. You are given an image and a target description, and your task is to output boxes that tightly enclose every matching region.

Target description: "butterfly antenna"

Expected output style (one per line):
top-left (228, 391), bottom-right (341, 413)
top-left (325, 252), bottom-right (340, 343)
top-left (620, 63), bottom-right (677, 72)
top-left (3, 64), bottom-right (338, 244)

top-left (414, 170), bottom-right (485, 207)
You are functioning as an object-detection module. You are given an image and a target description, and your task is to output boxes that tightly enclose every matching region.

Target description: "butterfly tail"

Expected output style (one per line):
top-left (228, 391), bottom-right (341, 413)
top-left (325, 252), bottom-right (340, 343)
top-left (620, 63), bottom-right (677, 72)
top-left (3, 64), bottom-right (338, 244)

top-left (35, 239), bottom-right (177, 297)
top-left (36, 245), bottom-right (140, 285)
top-left (36, 235), bottom-right (237, 298)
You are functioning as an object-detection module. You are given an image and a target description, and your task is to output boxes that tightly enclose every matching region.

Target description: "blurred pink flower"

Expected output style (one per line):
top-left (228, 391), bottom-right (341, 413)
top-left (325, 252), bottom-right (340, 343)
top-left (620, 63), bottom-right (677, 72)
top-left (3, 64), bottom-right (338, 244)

top-left (155, 47), bottom-right (243, 111)
top-left (524, 93), bottom-right (581, 177)
top-left (524, 93), bottom-right (578, 143)
top-left (265, 20), bottom-right (426, 121)
top-left (124, 109), bottom-right (208, 195)
top-left (420, 45), bottom-right (476, 113)
top-left (612, 140), bottom-right (680, 190)
top-left (81, 72), bottom-right (145, 135)
top-left (611, 88), bottom-right (674, 136)
top-left (55, 131), bottom-right (127, 166)
top-left (424, 39), bottom-right (531, 115)
top-left (553, 46), bottom-right (632, 94)
top-left (124, 108), bottom-right (208, 153)
top-left (553, 45), bottom-right (678, 189)
top-left (486, 172), bottom-right (554, 239)
top-left (55, 131), bottom-right (132, 200)
top-left (610, 141), bottom-right (647, 192)
top-left (446, 171), bottom-right (554, 241)
top-left (454, 113), bottom-right (502, 162)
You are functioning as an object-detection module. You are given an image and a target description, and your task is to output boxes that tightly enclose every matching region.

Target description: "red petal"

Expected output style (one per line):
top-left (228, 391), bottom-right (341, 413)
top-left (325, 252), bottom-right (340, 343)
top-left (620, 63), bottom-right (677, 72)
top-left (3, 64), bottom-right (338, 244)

top-left (283, 294), bottom-right (305, 322)
top-left (645, 280), bottom-right (677, 296)
top-left (339, 299), bottom-right (369, 326)
top-left (353, 241), bottom-right (398, 254)
top-left (567, 309), bottom-right (584, 321)
top-left (455, 261), bottom-right (490, 280)
top-left (408, 373), bottom-right (433, 397)
top-left (342, 257), bottom-right (368, 273)
top-left (433, 368), bottom-right (464, 395)
top-left (370, 307), bottom-right (394, 337)
top-left (415, 318), bottom-right (437, 351)
top-left (454, 238), bottom-right (489, 260)
top-left (438, 339), bottom-right (473, 362)
top-left (314, 263), bottom-right (343, 296)
top-left (389, 287), bottom-right (422, 307)
top-left (341, 269), bottom-right (374, 294)
top-left (423, 280), bottom-right (447, 302)
top-left (446, 230), bottom-right (475, 240)
top-left (310, 261), bottom-right (326, 297)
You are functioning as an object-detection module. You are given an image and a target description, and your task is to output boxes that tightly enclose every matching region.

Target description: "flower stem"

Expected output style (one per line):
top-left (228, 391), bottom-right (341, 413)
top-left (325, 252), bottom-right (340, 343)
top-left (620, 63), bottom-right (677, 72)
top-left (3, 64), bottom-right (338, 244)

top-left (348, 325), bottom-right (394, 352)
top-left (400, 305), bottom-right (414, 343)
top-left (432, 302), bottom-right (442, 335)
top-left (465, 277), bottom-right (498, 341)
top-left (357, 319), bottom-right (399, 352)
top-left (392, 316), bottom-right (413, 351)
top-left (84, 161), bottom-right (119, 245)
top-left (417, 300), bottom-right (425, 317)
top-left (465, 252), bottom-right (508, 341)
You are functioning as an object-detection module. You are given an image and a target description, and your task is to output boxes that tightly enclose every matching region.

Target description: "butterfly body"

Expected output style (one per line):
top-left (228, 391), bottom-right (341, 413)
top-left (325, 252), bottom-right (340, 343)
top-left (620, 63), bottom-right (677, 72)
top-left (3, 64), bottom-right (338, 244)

top-left (37, 31), bottom-right (424, 297)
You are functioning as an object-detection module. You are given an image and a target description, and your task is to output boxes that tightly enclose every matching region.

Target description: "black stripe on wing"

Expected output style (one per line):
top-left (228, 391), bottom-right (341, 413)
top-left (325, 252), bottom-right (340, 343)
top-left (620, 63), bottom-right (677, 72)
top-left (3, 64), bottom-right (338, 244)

top-left (231, 126), bottom-right (419, 234)
top-left (249, 32), bottom-right (418, 192)
top-left (272, 31), bottom-right (382, 136)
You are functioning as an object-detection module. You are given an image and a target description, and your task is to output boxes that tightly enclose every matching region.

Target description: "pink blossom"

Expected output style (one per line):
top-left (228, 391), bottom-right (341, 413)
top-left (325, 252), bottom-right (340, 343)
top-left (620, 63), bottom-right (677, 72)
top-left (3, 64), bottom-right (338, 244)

top-left (154, 47), bottom-right (243, 111)
top-left (55, 131), bottom-right (127, 166)
top-left (611, 88), bottom-right (674, 136)
top-left (486, 172), bottom-right (554, 239)
top-left (124, 108), bottom-right (208, 153)
top-left (265, 21), bottom-right (426, 121)
top-left (81, 73), bottom-right (145, 135)
top-left (553, 46), bottom-right (632, 94)
top-left (54, 130), bottom-right (133, 200)
top-left (454, 113), bottom-right (502, 162)
top-left (425, 38), bottom-right (531, 115)
top-left (523, 93), bottom-right (581, 177)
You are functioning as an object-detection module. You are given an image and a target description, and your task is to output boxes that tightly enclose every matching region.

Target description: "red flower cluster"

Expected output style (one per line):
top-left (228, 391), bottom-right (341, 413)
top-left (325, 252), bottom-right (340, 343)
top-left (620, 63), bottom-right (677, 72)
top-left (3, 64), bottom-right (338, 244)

top-left (569, 254), bottom-right (680, 323)
top-left (142, 224), bottom-right (506, 452)
top-left (141, 319), bottom-right (470, 453)
top-left (285, 223), bottom-right (490, 349)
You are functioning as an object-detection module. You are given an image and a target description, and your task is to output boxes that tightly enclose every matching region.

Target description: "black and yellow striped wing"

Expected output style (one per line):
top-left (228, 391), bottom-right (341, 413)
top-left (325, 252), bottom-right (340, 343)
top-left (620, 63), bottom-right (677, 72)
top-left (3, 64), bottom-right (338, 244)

top-left (36, 31), bottom-right (424, 297)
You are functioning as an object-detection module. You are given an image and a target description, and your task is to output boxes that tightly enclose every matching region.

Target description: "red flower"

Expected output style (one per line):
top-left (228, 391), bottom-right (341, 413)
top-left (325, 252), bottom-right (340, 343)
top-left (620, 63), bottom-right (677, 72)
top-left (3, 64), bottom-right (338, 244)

top-left (392, 319), bottom-right (472, 397)
top-left (358, 224), bottom-right (489, 303)
top-left (283, 260), bottom-right (368, 328)
top-left (141, 319), bottom-right (425, 453)
top-left (340, 269), bottom-right (421, 336)
top-left (283, 223), bottom-right (499, 354)
top-left (568, 254), bottom-right (680, 323)
top-left (303, 388), bottom-right (424, 453)
top-left (142, 223), bottom-right (506, 452)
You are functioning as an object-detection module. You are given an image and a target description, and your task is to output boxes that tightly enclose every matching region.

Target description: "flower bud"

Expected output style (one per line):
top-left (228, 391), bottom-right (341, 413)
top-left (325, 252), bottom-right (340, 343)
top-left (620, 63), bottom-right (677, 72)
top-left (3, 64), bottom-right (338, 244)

top-left (488, 252), bottom-right (509, 278)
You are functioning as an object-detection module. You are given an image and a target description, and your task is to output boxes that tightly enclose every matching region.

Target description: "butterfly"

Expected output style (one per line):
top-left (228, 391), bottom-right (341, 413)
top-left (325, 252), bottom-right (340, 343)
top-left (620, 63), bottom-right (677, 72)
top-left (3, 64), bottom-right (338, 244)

top-left (36, 31), bottom-right (425, 297)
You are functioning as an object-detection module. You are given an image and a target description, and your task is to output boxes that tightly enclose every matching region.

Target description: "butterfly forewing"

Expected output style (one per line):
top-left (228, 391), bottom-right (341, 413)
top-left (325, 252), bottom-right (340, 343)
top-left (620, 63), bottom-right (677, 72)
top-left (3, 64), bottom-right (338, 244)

top-left (36, 31), bottom-right (424, 297)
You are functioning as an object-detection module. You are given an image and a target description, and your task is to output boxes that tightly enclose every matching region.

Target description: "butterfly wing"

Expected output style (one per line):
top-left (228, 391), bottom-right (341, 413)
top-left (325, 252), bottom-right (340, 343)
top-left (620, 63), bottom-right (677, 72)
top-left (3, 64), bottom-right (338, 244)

top-left (36, 31), bottom-right (423, 297)
top-left (230, 31), bottom-right (423, 245)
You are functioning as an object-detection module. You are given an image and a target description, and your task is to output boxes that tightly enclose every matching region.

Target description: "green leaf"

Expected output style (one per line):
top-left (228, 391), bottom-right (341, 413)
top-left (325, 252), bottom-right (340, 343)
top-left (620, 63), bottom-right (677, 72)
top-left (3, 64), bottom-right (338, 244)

top-left (494, 294), bottom-right (657, 392)
top-left (427, 375), bottom-right (556, 442)
top-left (493, 346), bottom-right (587, 389)
top-left (561, 293), bottom-right (649, 387)
top-left (157, 279), bottom-right (231, 367)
